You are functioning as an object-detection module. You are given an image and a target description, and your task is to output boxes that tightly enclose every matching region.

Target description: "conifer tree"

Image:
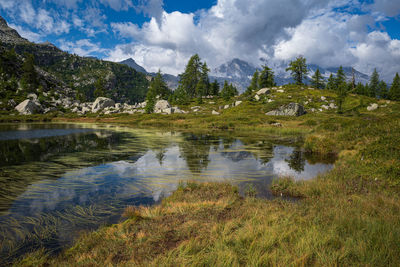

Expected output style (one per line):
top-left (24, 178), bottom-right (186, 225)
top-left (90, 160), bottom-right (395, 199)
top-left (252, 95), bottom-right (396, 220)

top-left (145, 70), bottom-right (170, 113)
top-left (326, 74), bottom-right (335, 91)
top-left (369, 68), bottom-right (379, 98)
top-left (379, 81), bottom-right (388, 99)
top-left (335, 66), bottom-right (346, 91)
top-left (286, 56), bottom-right (308, 85)
top-left (178, 54), bottom-right (202, 98)
top-left (335, 67), bottom-right (348, 113)
top-left (258, 65), bottom-right (275, 88)
top-left (94, 78), bottom-right (106, 98)
top-left (220, 81), bottom-right (237, 101)
top-left (311, 68), bottom-right (325, 89)
top-left (389, 73), bottom-right (400, 100)
top-left (245, 70), bottom-right (259, 95)
top-left (210, 80), bottom-right (220, 96)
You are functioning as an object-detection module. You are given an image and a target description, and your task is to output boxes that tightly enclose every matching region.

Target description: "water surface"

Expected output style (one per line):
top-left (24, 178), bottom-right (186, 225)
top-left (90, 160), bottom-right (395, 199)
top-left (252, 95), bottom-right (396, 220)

top-left (0, 123), bottom-right (335, 264)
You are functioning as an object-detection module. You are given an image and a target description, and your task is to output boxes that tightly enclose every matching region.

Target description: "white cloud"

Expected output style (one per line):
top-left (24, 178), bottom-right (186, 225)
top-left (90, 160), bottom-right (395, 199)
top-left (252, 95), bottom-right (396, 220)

top-left (100, 0), bottom-right (133, 11)
top-left (8, 23), bottom-right (42, 42)
top-left (59, 39), bottom-right (107, 57)
top-left (371, 0), bottom-right (400, 17)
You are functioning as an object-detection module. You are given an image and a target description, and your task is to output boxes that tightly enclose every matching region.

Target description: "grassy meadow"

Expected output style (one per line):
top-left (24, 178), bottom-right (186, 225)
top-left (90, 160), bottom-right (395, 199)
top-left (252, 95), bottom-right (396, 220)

top-left (6, 85), bottom-right (400, 266)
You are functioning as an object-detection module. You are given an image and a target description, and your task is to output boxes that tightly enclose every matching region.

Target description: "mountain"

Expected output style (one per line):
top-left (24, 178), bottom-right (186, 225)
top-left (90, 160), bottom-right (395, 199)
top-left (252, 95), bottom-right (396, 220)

top-left (0, 16), bottom-right (149, 108)
top-left (119, 58), bottom-right (180, 90)
top-left (119, 58), bottom-right (148, 74)
top-left (211, 59), bottom-right (371, 93)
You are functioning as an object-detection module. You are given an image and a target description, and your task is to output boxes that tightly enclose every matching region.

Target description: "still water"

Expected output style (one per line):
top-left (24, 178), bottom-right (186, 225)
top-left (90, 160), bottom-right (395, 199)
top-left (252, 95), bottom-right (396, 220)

top-left (0, 123), bottom-right (335, 263)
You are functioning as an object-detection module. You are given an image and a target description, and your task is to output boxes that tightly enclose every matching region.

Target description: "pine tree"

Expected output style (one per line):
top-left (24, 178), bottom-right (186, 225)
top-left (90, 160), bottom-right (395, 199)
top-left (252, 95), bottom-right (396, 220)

top-left (210, 80), bottom-right (220, 96)
top-left (379, 81), bottom-right (388, 99)
top-left (178, 54), bottom-right (202, 98)
top-left (199, 62), bottom-right (210, 96)
top-left (258, 65), bottom-right (275, 88)
top-left (355, 82), bottom-right (365, 95)
top-left (326, 74), bottom-right (335, 91)
top-left (246, 70), bottom-right (259, 95)
top-left (389, 73), bottom-right (400, 100)
top-left (286, 56), bottom-right (308, 85)
top-left (311, 68), bottom-right (325, 89)
top-left (145, 70), bottom-right (170, 113)
top-left (220, 81), bottom-right (237, 101)
top-left (335, 66), bottom-right (346, 91)
top-left (369, 68), bottom-right (379, 98)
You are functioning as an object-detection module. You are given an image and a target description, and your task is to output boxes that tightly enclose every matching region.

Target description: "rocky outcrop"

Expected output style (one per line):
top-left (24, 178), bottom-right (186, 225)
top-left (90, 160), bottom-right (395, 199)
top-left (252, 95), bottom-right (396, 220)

top-left (15, 99), bottom-right (43, 115)
top-left (256, 88), bottom-right (271, 95)
top-left (154, 100), bottom-right (170, 112)
top-left (92, 97), bottom-right (115, 113)
top-left (367, 103), bottom-right (378, 111)
top-left (266, 103), bottom-right (306, 116)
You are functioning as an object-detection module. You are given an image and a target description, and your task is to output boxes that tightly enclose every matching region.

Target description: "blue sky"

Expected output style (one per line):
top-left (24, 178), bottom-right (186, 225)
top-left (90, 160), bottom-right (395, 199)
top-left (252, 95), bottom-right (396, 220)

top-left (0, 0), bottom-right (399, 80)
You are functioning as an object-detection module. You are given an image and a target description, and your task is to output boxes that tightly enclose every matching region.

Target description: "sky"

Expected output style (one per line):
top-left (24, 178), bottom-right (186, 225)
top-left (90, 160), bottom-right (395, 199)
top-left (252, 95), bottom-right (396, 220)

top-left (0, 0), bottom-right (399, 81)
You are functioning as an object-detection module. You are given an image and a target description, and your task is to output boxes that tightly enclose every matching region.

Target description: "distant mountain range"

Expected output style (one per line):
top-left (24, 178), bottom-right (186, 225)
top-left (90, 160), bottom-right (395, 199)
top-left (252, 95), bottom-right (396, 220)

top-left (120, 58), bottom-right (371, 93)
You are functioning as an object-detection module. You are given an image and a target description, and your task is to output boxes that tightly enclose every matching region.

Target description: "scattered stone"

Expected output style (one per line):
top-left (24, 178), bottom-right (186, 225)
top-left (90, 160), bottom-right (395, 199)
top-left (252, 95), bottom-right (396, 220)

top-left (191, 106), bottom-right (201, 110)
top-left (277, 89), bottom-right (284, 93)
top-left (234, 101), bottom-right (242, 106)
top-left (310, 108), bottom-right (316, 112)
top-left (321, 104), bottom-right (329, 110)
top-left (321, 96), bottom-right (326, 101)
top-left (162, 108), bottom-right (173, 115)
top-left (329, 103), bottom-right (337, 109)
top-left (288, 96), bottom-right (292, 98)
top-left (367, 103), bottom-right (378, 111)
top-left (254, 95), bottom-right (260, 101)
top-left (154, 100), bottom-right (170, 112)
top-left (209, 101), bottom-right (215, 104)
top-left (212, 110), bottom-right (220, 115)
top-left (265, 103), bottom-right (306, 116)
top-left (268, 99), bottom-right (274, 103)
top-left (270, 122), bottom-right (282, 127)
top-left (256, 88), bottom-right (270, 95)
top-left (224, 105), bottom-right (230, 109)
top-left (27, 93), bottom-right (38, 101)
top-left (304, 101), bottom-right (309, 105)
top-left (92, 97), bottom-right (115, 113)
top-left (15, 99), bottom-right (42, 115)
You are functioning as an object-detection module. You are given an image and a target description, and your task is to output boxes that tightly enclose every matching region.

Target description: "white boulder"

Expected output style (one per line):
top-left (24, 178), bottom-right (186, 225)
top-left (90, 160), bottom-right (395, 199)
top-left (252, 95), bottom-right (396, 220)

top-left (15, 99), bottom-right (42, 115)
top-left (92, 97), bottom-right (115, 113)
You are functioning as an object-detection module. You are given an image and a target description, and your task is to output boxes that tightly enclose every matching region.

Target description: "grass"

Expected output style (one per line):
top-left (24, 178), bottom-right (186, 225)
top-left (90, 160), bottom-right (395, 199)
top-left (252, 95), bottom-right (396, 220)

top-left (6, 85), bottom-right (400, 265)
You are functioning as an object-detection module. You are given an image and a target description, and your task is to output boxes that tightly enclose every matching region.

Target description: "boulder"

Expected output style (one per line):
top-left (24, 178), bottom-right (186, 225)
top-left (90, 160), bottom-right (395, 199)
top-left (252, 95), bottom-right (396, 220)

top-left (234, 101), bottom-right (242, 106)
top-left (162, 108), bottom-right (173, 115)
top-left (27, 93), bottom-right (38, 101)
top-left (154, 100), bottom-right (170, 112)
top-left (329, 103), bottom-right (337, 109)
top-left (367, 103), bottom-right (378, 111)
top-left (15, 99), bottom-right (42, 115)
top-left (277, 89), bottom-right (284, 93)
top-left (256, 88), bottom-right (270, 95)
top-left (212, 110), bottom-right (220, 115)
top-left (265, 103), bottom-right (306, 116)
top-left (321, 96), bottom-right (326, 101)
top-left (254, 95), bottom-right (260, 101)
top-left (92, 97), bottom-right (115, 113)
top-left (224, 105), bottom-right (230, 109)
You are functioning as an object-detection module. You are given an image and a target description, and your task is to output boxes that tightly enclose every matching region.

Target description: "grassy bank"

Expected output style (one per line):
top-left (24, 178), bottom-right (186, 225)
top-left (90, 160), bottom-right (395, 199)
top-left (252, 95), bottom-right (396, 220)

top-left (7, 86), bottom-right (400, 265)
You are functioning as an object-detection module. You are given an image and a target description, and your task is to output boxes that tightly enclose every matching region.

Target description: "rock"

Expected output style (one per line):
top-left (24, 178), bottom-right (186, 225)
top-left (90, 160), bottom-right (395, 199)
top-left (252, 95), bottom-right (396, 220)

top-left (254, 95), bottom-right (260, 101)
top-left (191, 106), bottom-right (201, 110)
top-left (310, 108), bottom-right (316, 112)
top-left (329, 103), bottom-right (337, 109)
top-left (277, 89), bottom-right (284, 93)
top-left (304, 101), bottom-right (309, 105)
top-left (7, 99), bottom-right (16, 108)
top-left (268, 99), bottom-right (274, 103)
top-left (15, 99), bottom-right (42, 115)
top-left (321, 96), bottom-right (326, 101)
top-left (234, 101), bottom-right (242, 106)
top-left (271, 122), bottom-right (282, 127)
top-left (256, 88), bottom-right (270, 95)
top-left (288, 96), bottom-right (292, 98)
top-left (224, 105), bottom-right (230, 109)
top-left (27, 93), bottom-right (38, 101)
top-left (193, 109), bottom-right (199, 112)
top-left (115, 103), bottom-right (122, 109)
top-left (212, 110), bottom-right (220, 115)
top-left (265, 103), bottom-right (306, 116)
top-left (81, 107), bottom-right (91, 114)
top-left (209, 101), bottom-right (215, 104)
top-left (44, 107), bottom-right (57, 114)
top-left (155, 100), bottom-right (170, 112)
top-left (321, 104), bottom-right (329, 110)
top-left (71, 107), bottom-right (80, 113)
top-left (162, 108), bottom-right (173, 115)
top-left (92, 97), bottom-right (115, 113)
top-left (367, 103), bottom-right (378, 111)
top-left (174, 108), bottom-right (184, 114)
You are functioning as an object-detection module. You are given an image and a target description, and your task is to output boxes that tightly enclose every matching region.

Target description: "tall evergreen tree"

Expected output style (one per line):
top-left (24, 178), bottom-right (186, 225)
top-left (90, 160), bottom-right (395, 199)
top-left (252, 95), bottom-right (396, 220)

top-left (258, 65), bottom-right (275, 88)
top-left (210, 80), bottom-right (220, 96)
top-left (245, 70), bottom-right (259, 95)
top-left (178, 54), bottom-right (202, 98)
top-left (197, 62), bottom-right (210, 97)
top-left (220, 81), bottom-right (237, 101)
top-left (369, 68), bottom-right (379, 98)
top-left (93, 78), bottom-right (106, 98)
top-left (286, 56), bottom-right (308, 85)
top-left (389, 73), bottom-right (400, 100)
top-left (355, 82), bottom-right (365, 95)
top-left (379, 81), bottom-right (388, 99)
top-left (326, 74), bottom-right (335, 91)
top-left (335, 66), bottom-right (346, 91)
top-left (145, 71), bottom-right (170, 113)
top-left (311, 68), bottom-right (325, 89)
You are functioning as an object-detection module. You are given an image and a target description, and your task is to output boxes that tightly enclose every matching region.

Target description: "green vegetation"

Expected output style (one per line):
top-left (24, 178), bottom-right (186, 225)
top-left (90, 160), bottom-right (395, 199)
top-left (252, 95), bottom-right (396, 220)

top-left (286, 56), bottom-right (308, 85)
top-left (311, 68), bottom-right (325, 89)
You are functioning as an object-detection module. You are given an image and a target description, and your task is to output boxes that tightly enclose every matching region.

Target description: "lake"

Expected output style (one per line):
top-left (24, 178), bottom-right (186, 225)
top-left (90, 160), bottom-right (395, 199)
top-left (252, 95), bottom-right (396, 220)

top-left (0, 123), bottom-right (335, 264)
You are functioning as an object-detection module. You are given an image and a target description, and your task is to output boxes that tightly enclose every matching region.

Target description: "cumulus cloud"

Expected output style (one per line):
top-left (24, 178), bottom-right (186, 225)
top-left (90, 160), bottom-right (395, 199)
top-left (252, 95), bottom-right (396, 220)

top-left (370, 0), bottom-right (400, 17)
top-left (107, 0), bottom-right (333, 74)
top-left (58, 39), bottom-right (107, 57)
